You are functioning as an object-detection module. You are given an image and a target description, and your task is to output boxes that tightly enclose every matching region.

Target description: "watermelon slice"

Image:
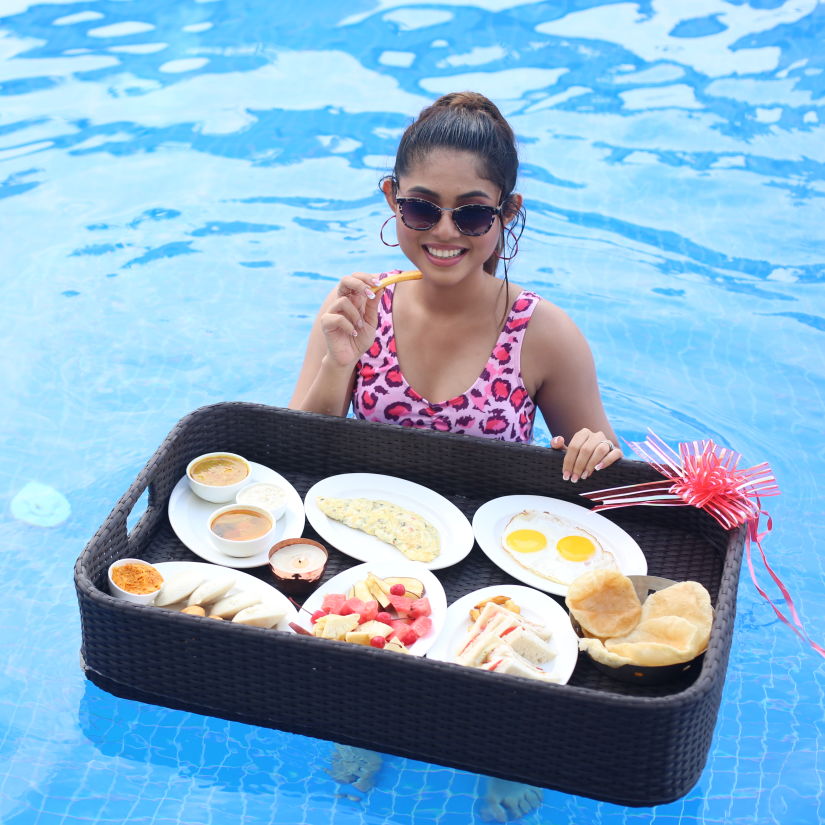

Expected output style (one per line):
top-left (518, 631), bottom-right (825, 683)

top-left (388, 594), bottom-right (414, 616)
top-left (410, 616), bottom-right (433, 639)
top-left (322, 593), bottom-right (346, 614)
top-left (340, 597), bottom-right (366, 617)
top-left (409, 597), bottom-right (431, 619)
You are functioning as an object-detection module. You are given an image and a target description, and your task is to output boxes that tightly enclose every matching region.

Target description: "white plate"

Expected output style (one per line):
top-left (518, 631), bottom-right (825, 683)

top-left (289, 561), bottom-right (447, 656)
top-left (153, 561), bottom-right (297, 631)
top-left (168, 462), bottom-right (305, 569)
top-left (426, 584), bottom-right (579, 684)
top-left (303, 473), bottom-right (474, 571)
top-left (472, 494), bottom-right (647, 597)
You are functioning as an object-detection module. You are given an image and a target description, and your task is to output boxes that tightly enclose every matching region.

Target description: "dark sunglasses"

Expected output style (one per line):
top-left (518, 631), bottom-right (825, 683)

top-left (396, 197), bottom-right (503, 236)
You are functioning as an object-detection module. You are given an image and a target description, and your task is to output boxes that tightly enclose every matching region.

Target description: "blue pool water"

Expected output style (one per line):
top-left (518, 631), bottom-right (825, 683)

top-left (1, 1), bottom-right (824, 823)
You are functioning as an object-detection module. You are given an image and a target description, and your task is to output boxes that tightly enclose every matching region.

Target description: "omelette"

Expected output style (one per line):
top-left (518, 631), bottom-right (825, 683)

top-left (316, 496), bottom-right (440, 562)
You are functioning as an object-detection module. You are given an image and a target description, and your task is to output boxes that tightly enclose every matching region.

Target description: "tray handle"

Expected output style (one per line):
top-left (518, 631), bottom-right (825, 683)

top-left (119, 456), bottom-right (169, 558)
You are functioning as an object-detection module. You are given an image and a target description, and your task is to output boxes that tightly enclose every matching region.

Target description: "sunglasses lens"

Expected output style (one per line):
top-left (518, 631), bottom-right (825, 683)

top-left (453, 204), bottom-right (496, 236)
top-left (400, 199), bottom-right (440, 230)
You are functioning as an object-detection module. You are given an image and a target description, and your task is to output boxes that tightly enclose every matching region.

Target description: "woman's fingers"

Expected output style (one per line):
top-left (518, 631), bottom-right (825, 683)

top-left (555, 429), bottom-right (622, 482)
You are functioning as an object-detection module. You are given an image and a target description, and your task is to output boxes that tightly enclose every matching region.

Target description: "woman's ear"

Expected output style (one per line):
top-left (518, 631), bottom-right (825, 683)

top-left (381, 176), bottom-right (397, 210)
top-left (503, 192), bottom-right (523, 224)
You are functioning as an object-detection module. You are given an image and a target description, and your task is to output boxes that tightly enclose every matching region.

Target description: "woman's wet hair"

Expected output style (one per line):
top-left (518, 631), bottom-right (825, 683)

top-left (389, 91), bottom-right (525, 276)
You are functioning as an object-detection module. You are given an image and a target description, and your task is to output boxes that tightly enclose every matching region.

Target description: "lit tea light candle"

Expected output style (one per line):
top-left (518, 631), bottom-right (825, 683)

top-left (268, 538), bottom-right (328, 595)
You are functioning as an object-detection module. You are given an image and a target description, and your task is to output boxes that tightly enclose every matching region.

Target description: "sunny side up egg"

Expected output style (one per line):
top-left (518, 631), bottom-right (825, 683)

top-left (501, 509), bottom-right (618, 585)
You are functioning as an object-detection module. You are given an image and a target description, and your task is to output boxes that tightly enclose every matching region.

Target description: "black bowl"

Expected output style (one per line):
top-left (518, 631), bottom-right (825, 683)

top-left (571, 575), bottom-right (707, 686)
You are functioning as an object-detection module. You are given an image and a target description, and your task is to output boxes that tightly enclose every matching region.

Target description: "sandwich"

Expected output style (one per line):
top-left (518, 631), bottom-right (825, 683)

top-left (480, 645), bottom-right (562, 683)
top-left (454, 600), bottom-right (555, 670)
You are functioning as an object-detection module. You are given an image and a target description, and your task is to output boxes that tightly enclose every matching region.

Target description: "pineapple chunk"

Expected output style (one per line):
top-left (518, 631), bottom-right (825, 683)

top-left (345, 631), bottom-right (372, 646)
top-left (315, 613), bottom-right (360, 640)
top-left (357, 619), bottom-right (393, 638)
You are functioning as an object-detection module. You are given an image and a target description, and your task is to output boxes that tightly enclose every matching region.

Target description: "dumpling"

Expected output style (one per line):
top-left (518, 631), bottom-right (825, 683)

top-left (187, 574), bottom-right (236, 606)
top-left (231, 602), bottom-right (287, 628)
top-left (209, 591), bottom-right (262, 619)
top-left (155, 571), bottom-right (206, 607)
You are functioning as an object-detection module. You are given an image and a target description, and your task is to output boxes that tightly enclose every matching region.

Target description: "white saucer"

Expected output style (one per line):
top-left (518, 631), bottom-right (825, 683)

top-left (168, 462), bottom-right (305, 568)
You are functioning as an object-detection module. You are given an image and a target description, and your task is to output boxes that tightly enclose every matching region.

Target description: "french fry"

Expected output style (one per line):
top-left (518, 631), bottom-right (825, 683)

top-left (373, 270), bottom-right (422, 293)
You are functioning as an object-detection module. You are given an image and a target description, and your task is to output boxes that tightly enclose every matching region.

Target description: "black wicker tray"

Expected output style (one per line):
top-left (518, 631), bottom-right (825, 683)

top-left (74, 403), bottom-right (743, 807)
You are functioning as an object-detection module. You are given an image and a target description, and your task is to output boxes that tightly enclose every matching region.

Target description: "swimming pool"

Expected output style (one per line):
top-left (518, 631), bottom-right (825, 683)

top-left (1, 0), bottom-right (823, 823)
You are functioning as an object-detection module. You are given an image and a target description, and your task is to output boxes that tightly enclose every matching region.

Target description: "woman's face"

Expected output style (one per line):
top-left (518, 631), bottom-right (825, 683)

top-left (383, 149), bottom-right (520, 286)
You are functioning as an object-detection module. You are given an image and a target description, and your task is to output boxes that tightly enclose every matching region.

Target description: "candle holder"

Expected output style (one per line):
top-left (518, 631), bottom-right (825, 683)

top-left (268, 538), bottom-right (329, 596)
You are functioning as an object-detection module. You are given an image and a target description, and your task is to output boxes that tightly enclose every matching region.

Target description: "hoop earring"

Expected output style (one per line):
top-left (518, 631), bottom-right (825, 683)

top-left (495, 224), bottom-right (519, 261)
top-left (380, 215), bottom-right (400, 247)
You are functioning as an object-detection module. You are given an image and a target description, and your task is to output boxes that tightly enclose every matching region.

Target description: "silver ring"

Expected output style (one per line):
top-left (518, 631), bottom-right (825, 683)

top-left (599, 440), bottom-right (614, 452)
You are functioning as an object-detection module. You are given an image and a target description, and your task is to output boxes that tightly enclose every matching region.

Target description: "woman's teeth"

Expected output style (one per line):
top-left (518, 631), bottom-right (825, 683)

top-left (426, 246), bottom-right (465, 259)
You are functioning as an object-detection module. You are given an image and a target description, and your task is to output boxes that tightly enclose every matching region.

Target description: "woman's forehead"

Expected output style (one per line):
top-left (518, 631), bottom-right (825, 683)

top-left (398, 148), bottom-right (498, 198)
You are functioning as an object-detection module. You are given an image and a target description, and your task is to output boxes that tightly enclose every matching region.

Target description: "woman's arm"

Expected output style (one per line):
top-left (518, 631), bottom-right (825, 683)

top-left (289, 273), bottom-right (381, 416)
top-left (525, 301), bottom-right (622, 482)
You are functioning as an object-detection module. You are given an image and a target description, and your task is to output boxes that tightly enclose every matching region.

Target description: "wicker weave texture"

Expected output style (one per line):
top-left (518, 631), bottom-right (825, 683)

top-left (75, 403), bottom-right (742, 806)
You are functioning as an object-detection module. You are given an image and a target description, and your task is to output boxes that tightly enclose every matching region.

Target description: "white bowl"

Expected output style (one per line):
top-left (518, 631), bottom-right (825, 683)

top-left (235, 481), bottom-right (287, 520)
top-left (108, 558), bottom-right (164, 605)
top-left (186, 452), bottom-right (251, 503)
top-left (208, 503), bottom-right (277, 558)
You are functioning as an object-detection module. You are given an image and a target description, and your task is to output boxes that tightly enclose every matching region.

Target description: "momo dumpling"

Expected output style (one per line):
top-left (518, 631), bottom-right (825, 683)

top-left (209, 590), bottom-right (262, 619)
top-left (154, 570), bottom-right (206, 607)
top-left (187, 574), bottom-right (235, 606)
top-left (231, 602), bottom-right (286, 628)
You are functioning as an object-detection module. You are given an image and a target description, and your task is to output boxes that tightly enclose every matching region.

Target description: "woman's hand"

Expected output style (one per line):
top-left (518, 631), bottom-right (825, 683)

top-left (551, 429), bottom-right (622, 482)
top-left (320, 273), bottom-right (381, 367)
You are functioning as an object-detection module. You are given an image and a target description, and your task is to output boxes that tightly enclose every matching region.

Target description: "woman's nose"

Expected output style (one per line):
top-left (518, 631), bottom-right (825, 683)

top-left (430, 207), bottom-right (459, 239)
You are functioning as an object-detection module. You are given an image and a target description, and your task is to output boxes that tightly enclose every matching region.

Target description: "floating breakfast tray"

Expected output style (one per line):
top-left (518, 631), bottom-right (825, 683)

top-left (74, 403), bottom-right (744, 807)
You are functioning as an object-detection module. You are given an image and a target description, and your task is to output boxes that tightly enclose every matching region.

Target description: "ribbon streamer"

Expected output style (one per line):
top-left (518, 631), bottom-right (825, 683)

top-left (581, 431), bottom-right (823, 659)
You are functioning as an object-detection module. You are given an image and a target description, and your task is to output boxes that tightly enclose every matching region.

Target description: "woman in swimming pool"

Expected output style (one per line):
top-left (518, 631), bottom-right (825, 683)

top-left (291, 91), bottom-right (622, 821)
top-left (291, 90), bottom-right (622, 484)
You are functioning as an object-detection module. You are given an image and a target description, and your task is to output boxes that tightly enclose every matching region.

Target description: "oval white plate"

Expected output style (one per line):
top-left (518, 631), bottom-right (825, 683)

top-left (168, 462), bottom-right (305, 569)
top-left (426, 584), bottom-right (579, 684)
top-left (472, 494), bottom-right (647, 597)
top-left (153, 561), bottom-right (297, 631)
top-left (303, 473), bottom-right (474, 571)
top-left (289, 561), bottom-right (447, 656)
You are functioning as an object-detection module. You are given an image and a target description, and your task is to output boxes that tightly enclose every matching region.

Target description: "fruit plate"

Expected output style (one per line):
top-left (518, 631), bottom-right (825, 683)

top-left (168, 462), bottom-right (305, 568)
top-left (426, 584), bottom-right (579, 684)
top-left (471, 494), bottom-right (647, 597)
top-left (303, 472), bottom-right (474, 571)
top-left (153, 561), bottom-right (298, 631)
top-left (289, 561), bottom-right (448, 656)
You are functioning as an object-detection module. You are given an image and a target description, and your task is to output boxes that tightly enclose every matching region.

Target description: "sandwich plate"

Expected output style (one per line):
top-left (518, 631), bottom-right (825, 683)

top-left (168, 462), bottom-right (305, 568)
top-left (426, 584), bottom-right (579, 684)
top-left (153, 561), bottom-right (298, 630)
top-left (290, 561), bottom-right (448, 656)
top-left (303, 473), bottom-right (474, 571)
top-left (472, 494), bottom-right (647, 597)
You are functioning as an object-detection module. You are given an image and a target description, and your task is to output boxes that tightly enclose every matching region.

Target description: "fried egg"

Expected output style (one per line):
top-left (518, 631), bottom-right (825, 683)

top-left (500, 509), bottom-right (618, 585)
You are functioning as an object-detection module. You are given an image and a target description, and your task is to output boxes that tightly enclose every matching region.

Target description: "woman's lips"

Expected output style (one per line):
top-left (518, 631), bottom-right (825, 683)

top-left (423, 245), bottom-right (467, 266)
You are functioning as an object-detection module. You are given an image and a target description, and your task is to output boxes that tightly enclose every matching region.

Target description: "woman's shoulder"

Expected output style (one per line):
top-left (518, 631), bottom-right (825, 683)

top-left (508, 284), bottom-right (581, 337)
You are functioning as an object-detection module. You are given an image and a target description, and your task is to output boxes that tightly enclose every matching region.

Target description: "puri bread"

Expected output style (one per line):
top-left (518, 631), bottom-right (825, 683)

top-left (641, 581), bottom-right (713, 652)
top-left (605, 616), bottom-right (704, 667)
top-left (565, 569), bottom-right (642, 638)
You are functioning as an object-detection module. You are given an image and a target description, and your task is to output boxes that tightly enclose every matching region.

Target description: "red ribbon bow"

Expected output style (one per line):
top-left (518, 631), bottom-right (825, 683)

top-left (581, 431), bottom-right (823, 659)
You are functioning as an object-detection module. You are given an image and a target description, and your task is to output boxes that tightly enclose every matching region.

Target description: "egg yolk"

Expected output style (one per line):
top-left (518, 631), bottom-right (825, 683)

top-left (505, 528), bottom-right (547, 553)
top-left (556, 535), bottom-right (596, 562)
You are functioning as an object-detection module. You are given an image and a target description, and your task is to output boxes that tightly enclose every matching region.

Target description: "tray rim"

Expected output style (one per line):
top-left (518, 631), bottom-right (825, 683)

top-left (74, 401), bottom-right (744, 710)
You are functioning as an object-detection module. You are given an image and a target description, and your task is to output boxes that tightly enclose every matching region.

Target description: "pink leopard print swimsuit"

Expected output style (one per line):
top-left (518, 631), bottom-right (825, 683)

top-left (352, 283), bottom-right (540, 442)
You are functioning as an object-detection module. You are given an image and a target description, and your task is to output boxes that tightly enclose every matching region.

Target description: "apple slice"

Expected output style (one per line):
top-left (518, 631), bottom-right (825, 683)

top-left (352, 579), bottom-right (373, 603)
top-left (383, 577), bottom-right (425, 599)
top-left (366, 573), bottom-right (392, 608)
